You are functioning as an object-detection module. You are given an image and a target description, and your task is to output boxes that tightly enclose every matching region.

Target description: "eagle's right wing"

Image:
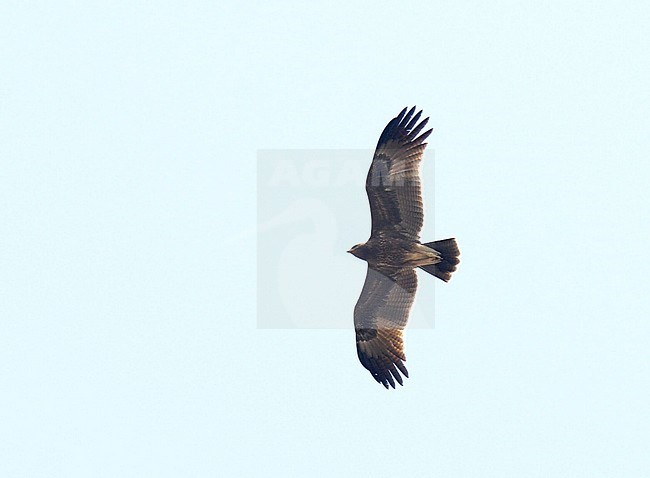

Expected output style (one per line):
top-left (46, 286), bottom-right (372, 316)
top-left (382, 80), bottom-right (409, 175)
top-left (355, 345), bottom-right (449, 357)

top-left (354, 266), bottom-right (417, 389)
top-left (366, 107), bottom-right (432, 240)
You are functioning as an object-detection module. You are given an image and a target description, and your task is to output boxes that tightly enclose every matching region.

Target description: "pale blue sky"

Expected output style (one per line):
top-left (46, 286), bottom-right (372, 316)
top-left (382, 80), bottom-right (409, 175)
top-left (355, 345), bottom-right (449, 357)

top-left (2, 1), bottom-right (649, 477)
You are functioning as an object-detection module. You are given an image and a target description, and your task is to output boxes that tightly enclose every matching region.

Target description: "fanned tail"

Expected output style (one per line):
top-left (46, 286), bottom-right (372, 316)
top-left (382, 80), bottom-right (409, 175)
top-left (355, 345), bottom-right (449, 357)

top-left (419, 238), bottom-right (460, 282)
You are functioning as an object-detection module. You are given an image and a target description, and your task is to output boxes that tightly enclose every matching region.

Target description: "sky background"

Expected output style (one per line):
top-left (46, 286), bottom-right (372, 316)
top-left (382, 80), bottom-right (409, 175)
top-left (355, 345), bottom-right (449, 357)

top-left (2, 1), bottom-right (649, 477)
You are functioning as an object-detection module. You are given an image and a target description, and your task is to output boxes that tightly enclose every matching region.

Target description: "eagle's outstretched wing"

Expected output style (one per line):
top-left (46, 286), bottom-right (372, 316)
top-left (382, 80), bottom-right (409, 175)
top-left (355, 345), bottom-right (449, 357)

top-left (366, 106), bottom-right (432, 240)
top-left (354, 266), bottom-right (417, 389)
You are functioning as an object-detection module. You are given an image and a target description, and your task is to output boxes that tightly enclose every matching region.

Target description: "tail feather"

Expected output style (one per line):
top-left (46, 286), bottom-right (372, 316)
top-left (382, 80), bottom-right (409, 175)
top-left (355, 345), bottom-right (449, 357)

top-left (419, 238), bottom-right (460, 282)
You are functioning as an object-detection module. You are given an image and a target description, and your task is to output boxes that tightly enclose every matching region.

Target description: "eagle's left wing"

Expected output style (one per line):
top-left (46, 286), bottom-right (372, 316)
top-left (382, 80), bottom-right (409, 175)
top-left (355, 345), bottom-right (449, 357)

top-left (354, 266), bottom-right (417, 388)
top-left (365, 107), bottom-right (432, 240)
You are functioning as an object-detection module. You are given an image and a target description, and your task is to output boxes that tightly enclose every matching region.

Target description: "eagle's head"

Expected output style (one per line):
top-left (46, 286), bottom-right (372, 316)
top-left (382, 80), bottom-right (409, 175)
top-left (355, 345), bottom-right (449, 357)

top-left (347, 243), bottom-right (370, 260)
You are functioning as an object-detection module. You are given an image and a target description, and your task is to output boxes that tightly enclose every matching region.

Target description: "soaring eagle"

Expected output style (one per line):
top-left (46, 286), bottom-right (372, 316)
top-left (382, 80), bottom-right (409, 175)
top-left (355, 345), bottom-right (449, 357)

top-left (348, 107), bottom-right (460, 389)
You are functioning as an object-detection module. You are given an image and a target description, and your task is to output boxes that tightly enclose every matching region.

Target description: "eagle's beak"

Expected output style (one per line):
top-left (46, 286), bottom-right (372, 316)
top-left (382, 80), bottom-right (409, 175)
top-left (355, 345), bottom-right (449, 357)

top-left (347, 248), bottom-right (353, 254)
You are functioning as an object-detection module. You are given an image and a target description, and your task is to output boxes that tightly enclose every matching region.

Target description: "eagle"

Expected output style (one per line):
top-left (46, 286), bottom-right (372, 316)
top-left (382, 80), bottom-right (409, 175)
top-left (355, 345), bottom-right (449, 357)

top-left (348, 106), bottom-right (460, 389)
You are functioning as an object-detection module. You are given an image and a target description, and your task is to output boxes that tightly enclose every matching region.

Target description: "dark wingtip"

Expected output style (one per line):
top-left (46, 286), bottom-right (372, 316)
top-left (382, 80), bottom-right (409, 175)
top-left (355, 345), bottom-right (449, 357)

top-left (402, 106), bottom-right (416, 125)
top-left (377, 106), bottom-right (433, 148)
top-left (415, 127), bottom-right (433, 144)
top-left (396, 360), bottom-right (409, 378)
top-left (404, 110), bottom-right (422, 132)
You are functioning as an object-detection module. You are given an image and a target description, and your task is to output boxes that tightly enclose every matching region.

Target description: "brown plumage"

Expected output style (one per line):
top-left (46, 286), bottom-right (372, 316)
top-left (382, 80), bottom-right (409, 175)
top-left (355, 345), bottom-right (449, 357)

top-left (348, 107), bottom-right (460, 389)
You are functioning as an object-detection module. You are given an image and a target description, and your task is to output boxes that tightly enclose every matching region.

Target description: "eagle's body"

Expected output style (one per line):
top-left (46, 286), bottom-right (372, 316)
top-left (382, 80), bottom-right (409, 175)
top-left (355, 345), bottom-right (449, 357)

top-left (350, 235), bottom-right (441, 270)
top-left (348, 107), bottom-right (460, 389)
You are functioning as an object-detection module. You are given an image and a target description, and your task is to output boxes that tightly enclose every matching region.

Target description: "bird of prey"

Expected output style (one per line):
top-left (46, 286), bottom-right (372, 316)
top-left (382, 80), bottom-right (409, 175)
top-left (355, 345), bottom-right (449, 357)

top-left (348, 106), bottom-right (460, 389)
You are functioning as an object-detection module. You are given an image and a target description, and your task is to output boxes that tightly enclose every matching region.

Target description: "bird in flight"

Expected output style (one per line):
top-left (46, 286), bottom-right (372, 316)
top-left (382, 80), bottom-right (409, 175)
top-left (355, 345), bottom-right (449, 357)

top-left (348, 107), bottom-right (460, 389)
